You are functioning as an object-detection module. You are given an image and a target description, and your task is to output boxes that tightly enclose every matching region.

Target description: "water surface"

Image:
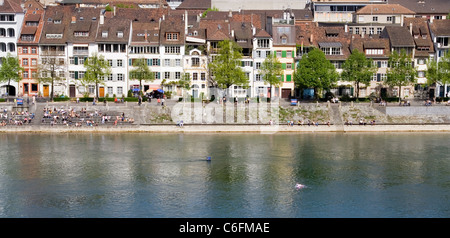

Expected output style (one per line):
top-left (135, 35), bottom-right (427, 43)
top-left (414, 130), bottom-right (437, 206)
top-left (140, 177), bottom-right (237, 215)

top-left (0, 132), bottom-right (449, 218)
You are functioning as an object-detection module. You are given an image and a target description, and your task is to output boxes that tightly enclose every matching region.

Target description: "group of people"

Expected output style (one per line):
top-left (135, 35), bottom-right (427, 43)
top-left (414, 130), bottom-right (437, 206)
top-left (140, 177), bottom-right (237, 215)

top-left (42, 106), bottom-right (133, 126)
top-left (0, 109), bottom-right (34, 126)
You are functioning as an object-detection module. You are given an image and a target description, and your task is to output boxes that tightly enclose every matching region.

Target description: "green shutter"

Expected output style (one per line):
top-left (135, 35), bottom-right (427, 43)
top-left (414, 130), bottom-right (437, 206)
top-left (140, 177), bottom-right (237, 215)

top-left (74, 71), bottom-right (78, 79)
top-left (74, 57), bottom-right (78, 65)
top-left (282, 63), bottom-right (286, 69)
top-left (282, 51), bottom-right (287, 58)
top-left (157, 59), bottom-right (160, 66)
top-left (274, 51), bottom-right (277, 57)
top-left (129, 59), bottom-right (132, 66)
top-left (292, 51), bottom-right (295, 58)
top-left (286, 74), bottom-right (292, 82)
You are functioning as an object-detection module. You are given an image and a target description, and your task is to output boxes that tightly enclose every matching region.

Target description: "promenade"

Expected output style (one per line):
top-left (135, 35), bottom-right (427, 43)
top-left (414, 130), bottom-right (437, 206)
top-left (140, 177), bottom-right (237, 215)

top-left (1, 98), bottom-right (450, 133)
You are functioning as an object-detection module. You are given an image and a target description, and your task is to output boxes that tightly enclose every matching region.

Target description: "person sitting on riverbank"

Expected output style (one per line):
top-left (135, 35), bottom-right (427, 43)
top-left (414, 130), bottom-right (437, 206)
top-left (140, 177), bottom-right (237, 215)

top-left (425, 100), bottom-right (432, 106)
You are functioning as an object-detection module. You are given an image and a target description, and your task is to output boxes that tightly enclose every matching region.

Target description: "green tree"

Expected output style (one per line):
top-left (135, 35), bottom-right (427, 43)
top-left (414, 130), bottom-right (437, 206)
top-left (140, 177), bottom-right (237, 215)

top-left (209, 39), bottom-right (248, 98)
top-left (82, 53), bottom-right (111, 99)
top-left (426, 52), bottom-right (450, 92)
top-left (341, 49), bottom-right (377, 99)
top-left (385, 49), bottom-right (416, 102)
top-left (0, 53), bottom-right (23, 98)
top-left (129, 57), bottom-right (155, 94)
top-left (293, 48), bottom-right (338, 99)
top-left (260, 53), bottom-right (283, 99)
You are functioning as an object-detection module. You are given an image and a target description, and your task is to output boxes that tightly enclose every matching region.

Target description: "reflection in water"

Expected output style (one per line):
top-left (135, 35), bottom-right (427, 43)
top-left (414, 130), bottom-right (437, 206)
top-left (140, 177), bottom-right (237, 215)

top-left (0, 133), bottom-right (449, 217)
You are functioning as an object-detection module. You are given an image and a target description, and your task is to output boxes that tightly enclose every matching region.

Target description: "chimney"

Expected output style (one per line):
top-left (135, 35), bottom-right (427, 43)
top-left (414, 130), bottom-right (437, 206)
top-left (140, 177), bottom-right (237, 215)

top-left (310, 34), bottom-right (313, 44)
top-left (410, 22), bottom-right (413, 35)
top-left (231, 30), bottom-right (234, 37)
top-left (228, 10), bottom-right (232, 18)
top-left (114, 6), bottom-right (116, 16)
top-left (361, 30), bottom-right (365, 38)
top-left (252, 27), bottom-right (256, 36)
top-left (345, 24), bottom-right (348, 33)
top-left (100, 14), bottom-right (104, 24)
top-left (144, 30), bottom-right (147, 41)
top-left (72, 16), bottom-right (76, 23)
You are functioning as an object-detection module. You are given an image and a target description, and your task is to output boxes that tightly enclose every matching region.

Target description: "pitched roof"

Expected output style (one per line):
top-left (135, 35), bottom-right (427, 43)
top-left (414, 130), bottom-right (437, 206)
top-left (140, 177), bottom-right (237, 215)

top-left (355, 4), bottom-right (415, 15)
top-left (429, 19), bottom-right (450, 37)
top-left (403, 17), bottom-right (434, 57)
top-left (96, 17), bottom-right (131, 43)
top-left (39, 5), bottom-right (72, 45)
top-left (0, 0), bottom-right (23, 13)
top-left (383, 26), bottom-right (415, 47)
top-left (389, 0), bottom-right (450, 14)
top-left (130, 22), bottom-right (160, 45)
top-left (176, 0), bottom-right (210, 10)
top-left (350, 35), bottom-right (391, 58)
top-left (159, 15), bottom-right (186, 45)
top-left (254, 29), bottom-right (271, 38)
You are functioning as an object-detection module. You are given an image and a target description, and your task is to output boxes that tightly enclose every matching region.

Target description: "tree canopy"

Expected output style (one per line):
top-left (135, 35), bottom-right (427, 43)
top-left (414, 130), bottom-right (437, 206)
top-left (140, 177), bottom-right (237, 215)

top-left (293, 48), bottom-right (338, 98)
top-left (0, 53), bottom-right (23, 97)
top-left (209, 39), bottom-right (248, 96)
top-left (129, 57), bottom-right (155, 93)
top-left (426, 52), bottom-right (450, 89)
top-left (385, 49), bottom-right (416, 101)
top-left (341, 49), bottom-right (377, 99)
top-left (82, 53), bottom-right (111, 98)
top-left (260, 53), bottom-right (283, 98)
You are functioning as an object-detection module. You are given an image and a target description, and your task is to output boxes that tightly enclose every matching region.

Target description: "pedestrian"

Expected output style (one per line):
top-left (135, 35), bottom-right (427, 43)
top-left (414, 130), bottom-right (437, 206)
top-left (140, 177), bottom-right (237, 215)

top-left (161, 98), bottom-right (165, 106)
top-left (138, 95), bottom-right (142, 106)
top-left (76, 97), bottom-right (79, 103)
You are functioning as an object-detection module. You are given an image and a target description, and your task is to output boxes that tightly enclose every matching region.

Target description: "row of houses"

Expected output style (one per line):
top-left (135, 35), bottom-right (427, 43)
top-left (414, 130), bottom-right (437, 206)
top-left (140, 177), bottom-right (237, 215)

top-left (1, 0), bottom-right (450, 100)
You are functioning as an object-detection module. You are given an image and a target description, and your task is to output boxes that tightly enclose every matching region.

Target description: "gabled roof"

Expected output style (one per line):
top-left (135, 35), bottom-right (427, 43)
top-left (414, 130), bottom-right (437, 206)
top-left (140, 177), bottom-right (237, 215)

top-left (176, 0), bottom-right (210, 10)
top-left (159, 15), bottom-right (185, 45)
top-left (130, 22), bottom-right (160, 45)
top-left (350, 35), bottom-right (391, 58)
top-left (96, 17), bottom-right (131, 43)
top-left (389, 0), bottom-right (450, 14)
top-left (39, 5), bottom-right (72, 45)
top-left (429, 19), bottom-right (450, 37)
top-left (355, 4), bottom-right (415, 15)
top-left (404, 17), bottom-right (434, 57)
top-left (0, 0), bottom-right (23, 14)
top-left (383, 26), bottom-right (415, 47)
top-left (254, 29), bottom-right (271, 38)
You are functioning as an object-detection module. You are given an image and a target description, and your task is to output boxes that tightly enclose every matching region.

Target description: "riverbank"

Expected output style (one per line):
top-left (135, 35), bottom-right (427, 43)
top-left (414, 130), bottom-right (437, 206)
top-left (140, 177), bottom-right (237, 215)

top-left (2, 124), bottom-right (450, 133)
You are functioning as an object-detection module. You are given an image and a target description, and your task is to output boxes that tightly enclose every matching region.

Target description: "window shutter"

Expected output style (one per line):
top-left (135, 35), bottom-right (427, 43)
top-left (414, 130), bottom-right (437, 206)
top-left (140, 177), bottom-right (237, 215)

top-left (282, 63), bottom-right (286, 69)
top-left (282, 51), bottom-right (287, 58)
top-left (157, 59), bottom-right (160, 66)
top-left (74, 71), bottom-right (78, 79)
top-left (286, 74), bottom-right (292, 82)
top-left (74, 57), bottom-right (78, 65)
top-left (292, 51), bottom-right (295, 58)
top-left (129, 59), bottom-right (132, 66)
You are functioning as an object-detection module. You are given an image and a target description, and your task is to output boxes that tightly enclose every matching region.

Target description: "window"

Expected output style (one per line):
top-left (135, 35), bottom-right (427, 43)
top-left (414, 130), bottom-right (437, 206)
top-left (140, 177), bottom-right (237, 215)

top-left (22, 59), bottom-right (28, 66)
top-left (164, 72), bottom-right (170, 79)
top-left (164, 59), bottom-right (171, 67)
top-left (88, 85), bottom-right (95, 94)
top-left (31, 59), bottom-right (37, 66)
top-left (201, 73), bottom-right (206, 81)
top-left (175, 59), bottom-right (181, 67)
top-left (175, 72), bottom-right (181, 79)
top-left (31, 47), bottom-right (36, 54)
top-left (373, 16), bottom-right (378, 22)
top-left (377, 27), bottom-right (382, 35)
top-left (107, 74), bottom-right (113, 81)
top-left (23, 70), bottom-right (29, 78)
top-left (369, 27), bottom-right (374, 35)
top-left (165, 46), bottom-right (180, 54)
top-left (255, 62), bottom-right (261, 69)
top-left (22, 47), bottom-right (28, 54)
top-left (117, 59), bottom-right (123, 67)
top-left (117, 74), bottom-right (123, 81)
top-left (192, 58), bottom-right (200, 67)
top-left (281, 37), bottom-right (287, 44)
top-left (107, 87), bottom-right (113, 95)
top-left (387, 16), bottom-right (393, 22)
top-left (193, 73), bottom-right (198, 80)
top-left (166, 33), bottom-right (179, 41)
top-left (331, 47), bottom-right (341, 55)
top-left (365, 49), bottom-right (384, 55)
top-left (255, 74), bottom-right (261, 82)
top-left (117, 86), bottom-right (123, 95)
top-left (418, 58), bottom-right (426, 65)
top-left (418, 71), bottom-right (425, 77)
top-left (117, 31), bottom-right (123, 38)
top-left (102, 31), bottom-right (108, 38)
top-left (257, 39), bottom-right (270, 48)
top-left (108, 59), bottom-right (113, 67)
top-left (355, 28), bottom-right (360, 34)
top-left (74, 31), bottom-right (89, 37)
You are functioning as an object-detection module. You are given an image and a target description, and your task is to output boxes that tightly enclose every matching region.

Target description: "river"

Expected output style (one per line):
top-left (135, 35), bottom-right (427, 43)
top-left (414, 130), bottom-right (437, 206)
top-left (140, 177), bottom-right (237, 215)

top-left (0, 132), bottom-right (449, 218)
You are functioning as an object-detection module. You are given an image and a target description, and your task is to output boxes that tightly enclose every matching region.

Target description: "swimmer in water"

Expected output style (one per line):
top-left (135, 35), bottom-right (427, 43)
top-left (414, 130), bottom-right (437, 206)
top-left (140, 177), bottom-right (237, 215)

top-left (295, 183), bottom-right (306, 189)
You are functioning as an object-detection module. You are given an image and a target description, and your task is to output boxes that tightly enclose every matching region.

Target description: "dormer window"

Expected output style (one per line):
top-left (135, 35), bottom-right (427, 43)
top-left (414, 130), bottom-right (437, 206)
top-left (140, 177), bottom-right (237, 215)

top-left (365, 49), bottom-right (384, 55)
top-left (102, 31), bottom-right (108, 38)
top-left (117, 31), bottom-right (123, 38)
top-left (193, 31), bottom-right (198, 36)
top-left (74, 31), bottom-right (89, 37)
top-left (166, 32), bottom-right (178, 41)
top-left (281, 36), bottom-right (287, 44)
top-left (54, 20), bottom-right (61, 24)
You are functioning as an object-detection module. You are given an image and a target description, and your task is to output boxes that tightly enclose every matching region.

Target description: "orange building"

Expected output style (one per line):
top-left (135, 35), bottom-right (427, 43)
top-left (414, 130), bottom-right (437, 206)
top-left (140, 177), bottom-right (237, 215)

top-left (17, 0), bottom-right (44, 97)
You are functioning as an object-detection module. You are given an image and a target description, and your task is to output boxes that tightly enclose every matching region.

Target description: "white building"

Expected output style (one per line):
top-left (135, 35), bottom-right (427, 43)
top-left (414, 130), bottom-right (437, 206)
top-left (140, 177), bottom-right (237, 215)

top-left (0, 0), bottom-right (24, 97)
